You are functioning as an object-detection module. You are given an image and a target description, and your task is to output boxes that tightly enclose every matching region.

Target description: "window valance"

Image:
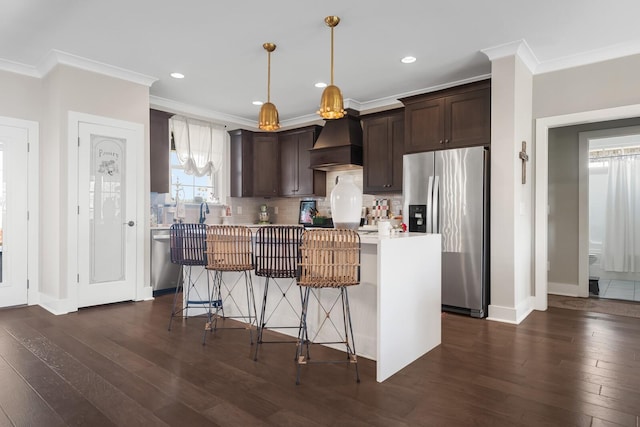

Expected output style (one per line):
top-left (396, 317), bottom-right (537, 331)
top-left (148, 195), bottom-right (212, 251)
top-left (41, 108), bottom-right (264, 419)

top-left (170, 116), bottom-right (224, 177)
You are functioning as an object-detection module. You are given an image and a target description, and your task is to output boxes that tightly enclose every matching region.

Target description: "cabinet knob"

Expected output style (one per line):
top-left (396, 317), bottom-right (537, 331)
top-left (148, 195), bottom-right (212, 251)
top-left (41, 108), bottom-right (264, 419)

top-left (439, 140), bottom-right (444, 144)
top-left (445, 139), bottom-right (449, 144)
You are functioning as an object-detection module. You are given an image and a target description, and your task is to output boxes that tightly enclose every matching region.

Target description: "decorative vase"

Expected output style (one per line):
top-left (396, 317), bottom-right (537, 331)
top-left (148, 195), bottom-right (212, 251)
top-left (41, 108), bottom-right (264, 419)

top-left (330, 175), bottom-right (362, 230)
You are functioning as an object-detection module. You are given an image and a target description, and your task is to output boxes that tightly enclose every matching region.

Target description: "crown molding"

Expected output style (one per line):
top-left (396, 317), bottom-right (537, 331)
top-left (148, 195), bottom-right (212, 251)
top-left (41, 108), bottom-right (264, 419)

top-left (0, 50), bottom-right (157, 87)
top-left (38, 50), bottom-right (157, 86)
top-left (358, 74), bottom-right (494, 113)
top-left (535, 40), bottom-right (640, 74)
top-left (481, 39), bottom-right (539, 74)
top-left (0, 58), bottom-right (40, 78)
top-left (149, 95), bottom-right (255, 129)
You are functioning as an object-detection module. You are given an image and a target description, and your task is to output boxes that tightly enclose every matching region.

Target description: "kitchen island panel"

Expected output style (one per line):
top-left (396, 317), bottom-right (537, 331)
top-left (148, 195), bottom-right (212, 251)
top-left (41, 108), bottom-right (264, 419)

top-left (181, 232), bottom-right (441, 382)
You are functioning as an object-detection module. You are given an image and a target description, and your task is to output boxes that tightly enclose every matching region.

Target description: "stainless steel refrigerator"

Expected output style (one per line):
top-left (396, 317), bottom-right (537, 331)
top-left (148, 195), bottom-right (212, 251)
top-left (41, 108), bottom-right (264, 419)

top-left (402, 147), bottom-right (489, 317)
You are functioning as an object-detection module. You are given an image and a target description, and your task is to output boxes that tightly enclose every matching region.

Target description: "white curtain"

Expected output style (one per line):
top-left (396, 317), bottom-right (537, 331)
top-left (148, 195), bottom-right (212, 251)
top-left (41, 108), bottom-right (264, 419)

top-left (603, 155), bottom-right (640, 272)
top-left (170, 116), bottom-right (224, 177)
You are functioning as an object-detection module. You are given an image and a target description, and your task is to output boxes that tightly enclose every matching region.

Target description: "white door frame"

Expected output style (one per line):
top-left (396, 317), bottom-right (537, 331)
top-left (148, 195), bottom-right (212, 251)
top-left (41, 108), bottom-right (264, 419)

top-left (0, 116), bottom-right (39, 305)
top-left (67, 112), bottom-right (148, 311)
top-left (534, 104), bottom-right (640, 310)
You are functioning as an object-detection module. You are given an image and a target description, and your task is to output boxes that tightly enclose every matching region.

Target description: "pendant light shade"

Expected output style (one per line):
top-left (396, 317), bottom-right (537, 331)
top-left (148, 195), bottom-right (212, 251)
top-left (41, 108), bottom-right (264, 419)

top-left (318, 16), bottom-right (345, 119)
top-left (259, 42), bottom-right (280, 131)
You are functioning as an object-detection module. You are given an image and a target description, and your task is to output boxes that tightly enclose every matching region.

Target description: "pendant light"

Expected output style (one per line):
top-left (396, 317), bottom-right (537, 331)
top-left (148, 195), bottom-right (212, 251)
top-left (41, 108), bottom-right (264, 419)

top-left (318, 16), bottom-right (345, 119)
top-left (258, 42), bottom-right (280, 131)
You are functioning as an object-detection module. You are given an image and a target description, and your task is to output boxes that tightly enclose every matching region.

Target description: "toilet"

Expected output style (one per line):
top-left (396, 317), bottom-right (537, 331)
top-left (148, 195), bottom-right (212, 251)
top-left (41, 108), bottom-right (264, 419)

top-left (589, 253), bottom-right (599, 295)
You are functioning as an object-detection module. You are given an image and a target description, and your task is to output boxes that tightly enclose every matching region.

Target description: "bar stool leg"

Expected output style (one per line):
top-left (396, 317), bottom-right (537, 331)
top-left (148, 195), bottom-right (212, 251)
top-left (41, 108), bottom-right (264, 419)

top-left (254, 276), bottom-right (271, 360)
top-left (167, 266), bottom-right (184, 331)
top-left (342, 287), bottom-right (360, 383)
top-left (212, 270), bottom-right (223, 332)
top-left (296, 287), bottom-right (311, 385)
top-left (245, 271), bottom-right (257, 345)
top-left (202, 270), bottom-right (212, 345)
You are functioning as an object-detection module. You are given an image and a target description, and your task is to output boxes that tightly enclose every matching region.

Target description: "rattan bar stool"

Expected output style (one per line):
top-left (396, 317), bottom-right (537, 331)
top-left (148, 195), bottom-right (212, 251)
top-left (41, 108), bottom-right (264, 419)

top-left (204, 225), bottom-right (258, 345)
top-left (167, 223), bottom-right (211, 340)
top-left (295, 228), bottom-right (361, 385)
top-left (253, 225), bottom-right (304, 361)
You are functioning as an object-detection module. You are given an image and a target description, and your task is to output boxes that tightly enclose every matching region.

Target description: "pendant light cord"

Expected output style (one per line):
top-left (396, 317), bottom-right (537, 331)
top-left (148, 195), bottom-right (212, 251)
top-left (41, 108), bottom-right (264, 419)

top-left (267, 50), bottom-right (271, 102)
top-left (330, 26), bottom-right (334, 85)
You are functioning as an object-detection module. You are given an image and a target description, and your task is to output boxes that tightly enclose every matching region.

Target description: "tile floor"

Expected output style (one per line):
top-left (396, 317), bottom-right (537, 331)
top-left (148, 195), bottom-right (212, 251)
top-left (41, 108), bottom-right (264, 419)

top-left (592, 279), bottom-right (640, 302)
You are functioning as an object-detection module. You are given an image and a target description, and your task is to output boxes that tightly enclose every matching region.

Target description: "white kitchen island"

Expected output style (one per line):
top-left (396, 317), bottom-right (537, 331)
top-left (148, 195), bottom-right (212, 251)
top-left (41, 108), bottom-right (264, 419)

top-left (184, 230), bottom-right (441, 382)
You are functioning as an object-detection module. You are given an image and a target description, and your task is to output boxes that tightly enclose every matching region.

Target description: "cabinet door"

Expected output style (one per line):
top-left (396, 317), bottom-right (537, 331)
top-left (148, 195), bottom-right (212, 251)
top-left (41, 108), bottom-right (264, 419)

top-left (363, 112), bottom-right (404, 193)
top-left (229, 129), bottom-right (253, 197)
top-left (149, 109), bottom-right (173, 193)
top-left (296, 130), bottom-right (317, 196)
top-left (444, 87), bottom-right (490, 149)
top-left (279, 133), bottom-right (298, 196)
top-left (404, 98), bottom-right (445, 153)
top-left (253, 133), bottom-right (279, 196)
top-left (363, 116), bottom-right (391, 192)
top-left (389, 113), bottom-right (404, 192)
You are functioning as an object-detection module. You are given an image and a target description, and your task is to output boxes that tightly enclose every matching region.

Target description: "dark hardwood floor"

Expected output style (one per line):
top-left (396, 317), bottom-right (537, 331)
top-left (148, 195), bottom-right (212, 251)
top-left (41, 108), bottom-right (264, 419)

top-left (0, 295), bottom-right (639, 426)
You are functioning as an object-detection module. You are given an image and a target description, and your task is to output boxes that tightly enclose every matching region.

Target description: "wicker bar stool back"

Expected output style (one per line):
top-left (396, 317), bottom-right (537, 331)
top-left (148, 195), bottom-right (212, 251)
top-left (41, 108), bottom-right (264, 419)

top-left (167, 223), bottom-right (210, 339)
top-left (253, 225), bottom-right (304, 361)
top-left (296, 228), bottom-right (361, 385)
top-left (204, 225), bottom-right (257, 344)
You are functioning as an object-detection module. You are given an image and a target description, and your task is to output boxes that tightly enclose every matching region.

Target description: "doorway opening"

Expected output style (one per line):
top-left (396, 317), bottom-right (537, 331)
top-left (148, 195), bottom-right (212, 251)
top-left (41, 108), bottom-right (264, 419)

top-left (586, 130), bottom-right (640, 302)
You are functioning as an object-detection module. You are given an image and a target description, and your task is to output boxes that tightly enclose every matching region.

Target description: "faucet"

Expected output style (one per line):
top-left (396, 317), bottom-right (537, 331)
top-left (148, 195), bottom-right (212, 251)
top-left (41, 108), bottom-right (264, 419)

top-left (199, 201), bottom-right (210, 224)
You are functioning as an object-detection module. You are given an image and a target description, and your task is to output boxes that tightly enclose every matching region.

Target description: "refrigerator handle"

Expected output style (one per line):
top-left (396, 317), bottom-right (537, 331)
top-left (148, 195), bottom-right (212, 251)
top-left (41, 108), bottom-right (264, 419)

top-left (432, 175), bottom-right (440, 233)
top-left (426, 176), bottom-right (434, 233)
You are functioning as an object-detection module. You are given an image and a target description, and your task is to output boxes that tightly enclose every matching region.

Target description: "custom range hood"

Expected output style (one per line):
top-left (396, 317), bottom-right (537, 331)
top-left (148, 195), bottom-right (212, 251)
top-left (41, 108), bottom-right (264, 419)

top-left (309, 109), bottom-right (363, 171)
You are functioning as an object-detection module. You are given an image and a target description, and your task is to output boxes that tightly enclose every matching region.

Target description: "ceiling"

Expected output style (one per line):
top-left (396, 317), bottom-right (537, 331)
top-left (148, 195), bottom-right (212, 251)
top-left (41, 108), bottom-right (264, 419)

top-left (2, 0), bottom-right (640, 129)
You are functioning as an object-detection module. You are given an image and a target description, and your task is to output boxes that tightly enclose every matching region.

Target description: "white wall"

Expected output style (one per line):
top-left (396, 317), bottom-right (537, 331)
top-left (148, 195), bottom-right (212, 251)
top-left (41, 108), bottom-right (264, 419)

top-left (487, 51), bottom-right (534, 323)
top-left (533, 53), bottom-right (640, 307)
top-left (0, 70), bottom-right (42, 121)
top-left (0, 64), bottom-right (150, 312)
top-left (533, 54), bottom-right (640, 119)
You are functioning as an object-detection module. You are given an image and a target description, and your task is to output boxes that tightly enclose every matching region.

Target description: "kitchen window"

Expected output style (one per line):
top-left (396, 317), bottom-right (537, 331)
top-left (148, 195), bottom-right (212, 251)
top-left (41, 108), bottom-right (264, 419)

top-left (169, 116), bottom-right (226, 203)
top-left (170, 150), bottom-right (219, 202)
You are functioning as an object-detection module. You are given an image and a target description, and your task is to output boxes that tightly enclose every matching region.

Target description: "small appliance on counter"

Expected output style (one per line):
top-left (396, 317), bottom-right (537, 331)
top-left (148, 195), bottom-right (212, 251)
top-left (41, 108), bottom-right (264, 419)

top-left (258, 204), bottom-right (270, 224)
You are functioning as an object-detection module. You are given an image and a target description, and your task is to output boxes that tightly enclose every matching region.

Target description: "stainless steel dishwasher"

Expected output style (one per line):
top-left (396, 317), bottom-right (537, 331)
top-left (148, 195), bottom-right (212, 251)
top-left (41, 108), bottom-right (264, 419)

top-left (150, 228), bottom-right (181, 295)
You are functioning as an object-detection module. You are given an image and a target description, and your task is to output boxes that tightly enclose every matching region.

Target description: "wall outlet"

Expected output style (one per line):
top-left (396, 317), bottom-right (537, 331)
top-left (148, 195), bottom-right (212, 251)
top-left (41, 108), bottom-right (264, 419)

top-left (274, 206), bottom-right (279, 214)
top-left (237, 206), bottom-right (242, 215)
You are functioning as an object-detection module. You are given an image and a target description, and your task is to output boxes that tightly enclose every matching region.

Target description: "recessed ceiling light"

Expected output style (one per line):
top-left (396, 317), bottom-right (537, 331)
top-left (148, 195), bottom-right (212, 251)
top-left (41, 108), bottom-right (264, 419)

top-left (252, 101), bottom-right (263, 106)
top-left (401, 56), bottom-right (417, 64)
top-left (315, 82), bottom-right (327, 88)
top-left (170, 72), bottom-right (185, 79)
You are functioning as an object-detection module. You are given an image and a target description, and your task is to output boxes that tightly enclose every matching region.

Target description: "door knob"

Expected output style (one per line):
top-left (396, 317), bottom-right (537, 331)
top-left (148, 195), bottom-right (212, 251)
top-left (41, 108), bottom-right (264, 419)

top-left (124, 220), bottom-right (135, 227)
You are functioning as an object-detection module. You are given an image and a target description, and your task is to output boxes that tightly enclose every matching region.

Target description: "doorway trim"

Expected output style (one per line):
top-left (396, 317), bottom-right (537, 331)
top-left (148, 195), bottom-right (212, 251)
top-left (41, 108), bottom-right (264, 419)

top-left (67, 112), bottom-right (150, 312)
top-left (534, 104), bottom-right (640, 310)
top-left (0, 116), bottom-right (39, 305)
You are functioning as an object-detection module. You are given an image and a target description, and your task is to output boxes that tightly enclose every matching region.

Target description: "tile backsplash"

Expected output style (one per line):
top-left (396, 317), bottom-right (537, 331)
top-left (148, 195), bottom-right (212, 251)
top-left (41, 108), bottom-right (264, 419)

top-left (226, 169), bottom-right (402, 225)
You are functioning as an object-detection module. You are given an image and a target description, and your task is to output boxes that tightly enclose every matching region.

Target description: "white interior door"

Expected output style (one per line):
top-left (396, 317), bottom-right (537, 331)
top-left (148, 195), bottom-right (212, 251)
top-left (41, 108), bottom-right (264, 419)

top-left (0, 124), bottom-right (29, 307)
top-left (77, 122), bottom-right (137, 307)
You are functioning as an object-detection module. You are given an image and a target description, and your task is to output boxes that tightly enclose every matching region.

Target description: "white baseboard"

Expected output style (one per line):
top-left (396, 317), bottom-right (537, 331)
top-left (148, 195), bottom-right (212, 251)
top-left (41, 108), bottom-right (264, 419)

top-left (548, 281), bottom-right (584, 297)
top-left (38, 293), bottom-right (76, 315)
top-left (487, 297), bottom-right (535, 324)
top-left (137, 285), bottom-right (154, 301)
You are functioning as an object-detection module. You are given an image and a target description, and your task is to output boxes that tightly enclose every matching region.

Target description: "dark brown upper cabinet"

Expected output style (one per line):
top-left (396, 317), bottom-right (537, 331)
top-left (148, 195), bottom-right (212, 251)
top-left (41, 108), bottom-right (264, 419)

top-left (279, 125), bottom-right (325, 197)
top-left (229, 129), bottom-right (254, 197)
top-left (401, 80), bottom-right (491, 153)
top-left (362, 109), bottom-right (404, 193)
top-left (149, 109), bottom-right (174, 193)
top-left (252, 132), bottom-right (279, 197)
